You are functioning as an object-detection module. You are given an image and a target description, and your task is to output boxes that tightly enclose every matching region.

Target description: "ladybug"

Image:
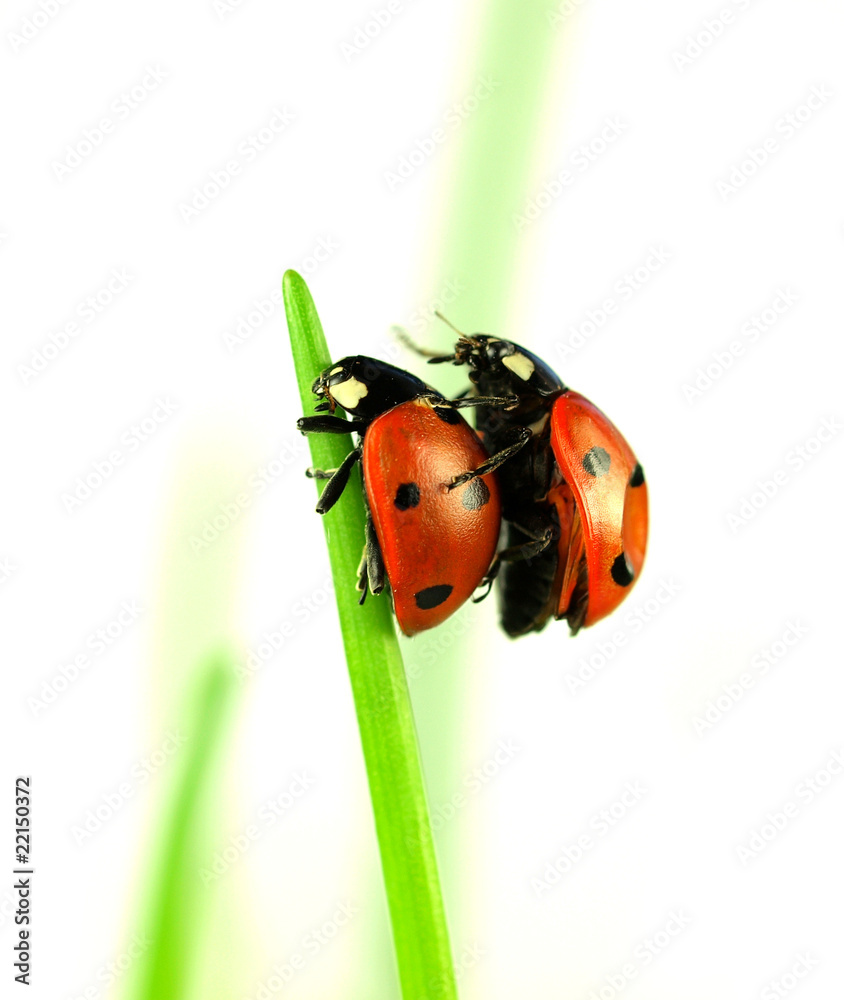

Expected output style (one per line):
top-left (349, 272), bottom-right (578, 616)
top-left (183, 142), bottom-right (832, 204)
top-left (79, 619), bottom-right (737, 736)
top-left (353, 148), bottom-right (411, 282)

top-left (297, 356), bottom-right (524, 637)
top-left (422, 325), bottom-right (648, 637)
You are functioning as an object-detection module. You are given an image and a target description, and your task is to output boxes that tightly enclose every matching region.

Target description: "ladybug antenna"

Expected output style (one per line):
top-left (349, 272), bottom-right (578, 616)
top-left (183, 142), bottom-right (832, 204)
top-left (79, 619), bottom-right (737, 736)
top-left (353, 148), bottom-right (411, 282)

top-left (434, 311), bottom-right (468, 339)
top-left (391, 324), bottom-right (450, 359)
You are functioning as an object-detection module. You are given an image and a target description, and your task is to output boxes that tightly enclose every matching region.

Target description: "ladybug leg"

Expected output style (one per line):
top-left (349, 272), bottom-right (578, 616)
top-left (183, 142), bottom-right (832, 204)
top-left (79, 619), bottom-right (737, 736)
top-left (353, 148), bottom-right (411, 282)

top-left (391, 325), bottom-right (455, 363)
top-left (429, 394), bottom-right (518, 420)
top-left (313, 448), bottom-right (361, 515)
top-left (447, 427), bottom-right (531, 490)
top-left (356, 514), bottom-right (386, 604)
top-left (449, 394), bottom-right (520, 410)
top-left (298, 415), bottom-right (366, 434)
top-left (305, 467), bottom-right (336, 480)
top-left (473, 524), bottom-right (555, 603)
top-left (356, 547), bottom-right (368, 602)
top-left (365, 514), bottom-right (385, 595)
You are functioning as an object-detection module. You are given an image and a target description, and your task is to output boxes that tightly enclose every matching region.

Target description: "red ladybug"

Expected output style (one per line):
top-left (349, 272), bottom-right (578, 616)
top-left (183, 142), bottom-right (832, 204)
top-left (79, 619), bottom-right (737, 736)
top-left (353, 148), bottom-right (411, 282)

top-left (424, 331), bottom-right (648, 636)
top-left (297, 356), bottom-right (518, 637)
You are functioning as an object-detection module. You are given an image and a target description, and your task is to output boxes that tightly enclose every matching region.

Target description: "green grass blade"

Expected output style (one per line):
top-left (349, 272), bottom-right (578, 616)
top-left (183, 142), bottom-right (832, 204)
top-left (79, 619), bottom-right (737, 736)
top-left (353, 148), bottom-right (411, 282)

top-left (127, 652), bottom-right (238, 1000)
top-left (283, 269), bottom-right (457, 1000)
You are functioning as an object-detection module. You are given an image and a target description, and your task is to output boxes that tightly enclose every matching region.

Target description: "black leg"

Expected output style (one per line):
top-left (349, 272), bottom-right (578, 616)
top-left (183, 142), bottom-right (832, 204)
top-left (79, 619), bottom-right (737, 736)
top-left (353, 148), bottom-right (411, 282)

top-left (298, 415), bottom-right (366, 434)
top-left (449, 394), bottom-right (519, 410)
top-left (391, 325), bottom-right (455, 362)
top-left (356, 547), bottom-right (369, 605)
top-left (364, 514), bottom-right (385, 595)
top-left (314, 448), bottom-right (361, 515)
top-left (448, 427), bottom-right (532, 490)
top-left (473, 525), bottom-right (555, 603)
top-left (355, 515), bottom-right (386, 603)
top-left (306, 467), bottom-right (337, 480)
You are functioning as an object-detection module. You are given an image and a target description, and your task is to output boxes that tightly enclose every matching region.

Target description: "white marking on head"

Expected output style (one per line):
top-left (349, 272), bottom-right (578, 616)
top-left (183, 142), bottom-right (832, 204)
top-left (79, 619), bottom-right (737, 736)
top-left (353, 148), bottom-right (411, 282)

top-left (331, 376), bottom-right (369, 410)
top-left (502, 351), bottom-right (535, 382)
top-left (329, 366), bottom-right (343, 376)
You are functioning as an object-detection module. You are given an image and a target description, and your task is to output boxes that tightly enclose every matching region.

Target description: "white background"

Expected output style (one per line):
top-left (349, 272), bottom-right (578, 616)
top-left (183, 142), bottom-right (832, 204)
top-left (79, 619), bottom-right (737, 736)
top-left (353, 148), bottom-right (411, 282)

top-left (2, 1), bottom-right (843, 998)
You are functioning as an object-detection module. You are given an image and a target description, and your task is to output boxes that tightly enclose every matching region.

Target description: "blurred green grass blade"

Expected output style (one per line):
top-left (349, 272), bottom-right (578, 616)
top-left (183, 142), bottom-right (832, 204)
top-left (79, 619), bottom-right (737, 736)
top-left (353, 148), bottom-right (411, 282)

top-left (129, 653), bottom-right (237, 1000)
top-left (419, 0), bottom-right (572, 327)
top-left (283, 269), bottom-right (457, 1000)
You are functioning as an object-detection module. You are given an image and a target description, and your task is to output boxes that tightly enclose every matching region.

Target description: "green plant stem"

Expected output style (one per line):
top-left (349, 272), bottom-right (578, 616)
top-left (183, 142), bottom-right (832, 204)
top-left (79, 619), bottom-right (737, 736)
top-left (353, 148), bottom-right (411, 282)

top-left (283, 269), bottom-right (457, 1000)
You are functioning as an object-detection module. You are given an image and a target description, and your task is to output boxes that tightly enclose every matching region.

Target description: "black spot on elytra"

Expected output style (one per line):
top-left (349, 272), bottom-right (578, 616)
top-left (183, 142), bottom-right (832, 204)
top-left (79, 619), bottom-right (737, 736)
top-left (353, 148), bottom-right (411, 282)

top-left (394, 483), bottom-right (420, 510)
top-left (629, 463), bottom-right (645, 487)
top-left (461, 477), bottom-right (490, 510)
top-left (433, 406), bottom-right (461, 425)
top-left (415, 584), bottom-right (453, 610)
top-left (611, 552), bottom-right (635, 587)
top-left (582, 446), bottom-right (611, 477)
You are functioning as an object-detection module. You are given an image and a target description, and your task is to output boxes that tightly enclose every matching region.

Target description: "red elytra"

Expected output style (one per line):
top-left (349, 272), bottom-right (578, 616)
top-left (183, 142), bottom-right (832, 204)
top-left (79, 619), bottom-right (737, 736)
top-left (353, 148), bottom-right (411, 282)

top-left (548, 391), bottom-right (648, 628)
top-left (363, 398), bottom-right (502, 636)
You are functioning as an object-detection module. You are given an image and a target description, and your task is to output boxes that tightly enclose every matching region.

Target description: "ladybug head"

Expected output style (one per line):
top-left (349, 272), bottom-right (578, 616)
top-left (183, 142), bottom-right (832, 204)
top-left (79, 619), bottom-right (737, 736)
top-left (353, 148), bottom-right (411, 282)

top-left (446, 334), bottom-right (565, 397)
top-left (312, 356), bottom-right (430, 418)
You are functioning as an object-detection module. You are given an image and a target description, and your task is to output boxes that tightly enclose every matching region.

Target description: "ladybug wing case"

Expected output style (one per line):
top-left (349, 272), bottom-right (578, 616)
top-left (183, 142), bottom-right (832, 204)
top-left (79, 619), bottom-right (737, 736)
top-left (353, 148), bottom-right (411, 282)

top-left (362, 398), bottom-right (502, 637)
top-left (549, 391), bottom-right (648, 628)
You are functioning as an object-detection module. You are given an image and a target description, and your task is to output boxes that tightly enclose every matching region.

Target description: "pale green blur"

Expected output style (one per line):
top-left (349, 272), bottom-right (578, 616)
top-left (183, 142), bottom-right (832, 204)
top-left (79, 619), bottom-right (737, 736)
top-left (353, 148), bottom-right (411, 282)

top-left (120, 436), bottom-right (255, 1000)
